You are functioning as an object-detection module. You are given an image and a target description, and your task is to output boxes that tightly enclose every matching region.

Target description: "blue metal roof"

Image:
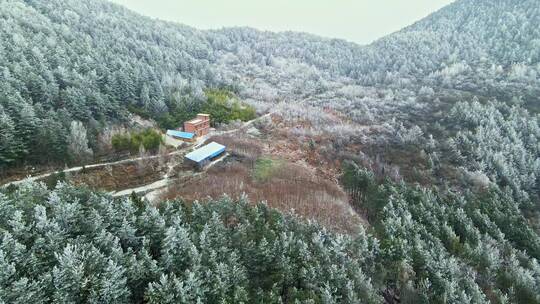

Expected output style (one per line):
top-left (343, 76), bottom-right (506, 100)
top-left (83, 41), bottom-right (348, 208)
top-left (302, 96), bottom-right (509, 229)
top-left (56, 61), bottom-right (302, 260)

top-left (167, 130), bottom-right (195, 139)
top-left (185, 142), bottom-right (226, 163)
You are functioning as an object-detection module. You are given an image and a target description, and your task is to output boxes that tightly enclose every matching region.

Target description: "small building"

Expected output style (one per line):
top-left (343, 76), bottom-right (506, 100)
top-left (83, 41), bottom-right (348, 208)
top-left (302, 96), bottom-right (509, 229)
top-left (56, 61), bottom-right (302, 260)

top-left (185, 142), bottom-right (226, 169)
top-left (166, 130), bottom-right (196, 142)
top-left (184, 114), bottom-right (210, 138)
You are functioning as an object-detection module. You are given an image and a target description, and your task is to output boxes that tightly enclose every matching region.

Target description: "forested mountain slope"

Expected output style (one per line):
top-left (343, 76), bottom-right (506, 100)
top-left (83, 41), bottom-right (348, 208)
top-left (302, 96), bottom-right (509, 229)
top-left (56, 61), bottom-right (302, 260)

top-left (1, 0), bottom-right (539, 168)
top-left (404, 0), bottom-right (540, 65)
top-left (0, 183), bottom-right (383, 303)
top-left (377, 0), bottom-right (540, 97)
top-left (0, 0), bottom-right (214, 166)
top-left (2, 173), bottom-right (539, 303)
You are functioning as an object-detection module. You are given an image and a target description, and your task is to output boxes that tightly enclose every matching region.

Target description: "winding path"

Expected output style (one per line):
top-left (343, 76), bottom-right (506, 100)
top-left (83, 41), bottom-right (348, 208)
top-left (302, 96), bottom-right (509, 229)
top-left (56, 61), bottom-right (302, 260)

top-left (1, 113), bottom-right (271, 189)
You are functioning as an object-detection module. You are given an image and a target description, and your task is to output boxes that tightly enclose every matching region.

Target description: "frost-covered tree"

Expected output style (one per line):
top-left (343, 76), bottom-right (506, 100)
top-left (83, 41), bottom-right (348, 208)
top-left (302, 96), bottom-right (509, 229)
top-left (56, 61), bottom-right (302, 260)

top-left (448, 100), bottom-right (540, 204)
top-left (342, 161), bottom-right (540, 303)
top-left (67, 121), bottom-right (93, 164)
top-left (0, 182), bottom-right (383, 303)
top-left (0, 108), bottom-right (24, 167)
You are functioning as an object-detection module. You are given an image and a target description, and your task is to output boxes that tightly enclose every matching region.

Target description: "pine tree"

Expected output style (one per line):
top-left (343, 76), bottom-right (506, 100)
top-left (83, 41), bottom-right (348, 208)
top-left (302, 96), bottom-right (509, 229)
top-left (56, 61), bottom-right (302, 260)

top-left (0, 109), bottom-right (24, 167)
top-left (16, 101), bottom-right (38, 158)
top-left (51, 245), bottom-right (87, 303)
top-left (160, 220), bottom-right (198, 274)
top-left (34, 113), bottom-right (68, 165)
top-left (145, 273), bottom-right (207, 304)
top-left (0, 250), bottom-right (17, 300)
top-left (89, 260), bottom-right (130, 304)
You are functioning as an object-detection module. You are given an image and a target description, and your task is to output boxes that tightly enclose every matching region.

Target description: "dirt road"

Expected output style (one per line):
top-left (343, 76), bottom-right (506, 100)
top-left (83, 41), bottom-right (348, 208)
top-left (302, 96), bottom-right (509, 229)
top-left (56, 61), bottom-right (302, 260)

top-left (1, 113), bottom-right (270, 189)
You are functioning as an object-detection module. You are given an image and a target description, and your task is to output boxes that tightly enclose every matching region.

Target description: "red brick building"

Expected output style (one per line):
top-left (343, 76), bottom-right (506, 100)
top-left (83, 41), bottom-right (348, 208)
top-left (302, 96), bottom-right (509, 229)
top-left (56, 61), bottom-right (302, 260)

top-left (184, 114), bottom-right (210, 137)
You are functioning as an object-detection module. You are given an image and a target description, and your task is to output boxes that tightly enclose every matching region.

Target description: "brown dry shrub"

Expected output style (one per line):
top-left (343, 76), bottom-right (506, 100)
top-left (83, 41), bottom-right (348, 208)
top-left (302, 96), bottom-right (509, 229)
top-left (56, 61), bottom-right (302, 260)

top-left (209, 135), bottom-right (265, 168)
top-left (162, 159), bottom-right (362, 234)
top-left (70, 159), bottom-right (164, 191)
top-left (210, 135), bottom-right (264, 157)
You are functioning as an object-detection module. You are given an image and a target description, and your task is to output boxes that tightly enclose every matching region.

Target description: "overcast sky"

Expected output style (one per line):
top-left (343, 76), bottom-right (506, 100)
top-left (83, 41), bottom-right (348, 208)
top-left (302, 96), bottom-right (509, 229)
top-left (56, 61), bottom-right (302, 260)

top-left (109, 0), bottom-right (454, 44)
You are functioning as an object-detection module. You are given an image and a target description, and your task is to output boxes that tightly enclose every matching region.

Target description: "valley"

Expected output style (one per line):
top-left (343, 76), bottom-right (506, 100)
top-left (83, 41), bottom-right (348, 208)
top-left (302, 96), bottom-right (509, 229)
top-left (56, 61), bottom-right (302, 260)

top-left (0, 0), bottom-right (539, 302)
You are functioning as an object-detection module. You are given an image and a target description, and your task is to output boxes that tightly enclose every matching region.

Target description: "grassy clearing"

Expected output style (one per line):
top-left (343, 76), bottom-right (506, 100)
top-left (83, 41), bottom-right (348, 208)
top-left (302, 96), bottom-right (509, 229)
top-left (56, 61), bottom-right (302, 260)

top-left (253, 157), bottom-right (285, 182)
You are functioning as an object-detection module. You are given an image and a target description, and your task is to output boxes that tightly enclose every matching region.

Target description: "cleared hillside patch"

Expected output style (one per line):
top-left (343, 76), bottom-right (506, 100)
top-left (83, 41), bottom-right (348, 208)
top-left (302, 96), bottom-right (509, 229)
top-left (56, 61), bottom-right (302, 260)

top-left (161, 144), bottom-right (363, 233)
